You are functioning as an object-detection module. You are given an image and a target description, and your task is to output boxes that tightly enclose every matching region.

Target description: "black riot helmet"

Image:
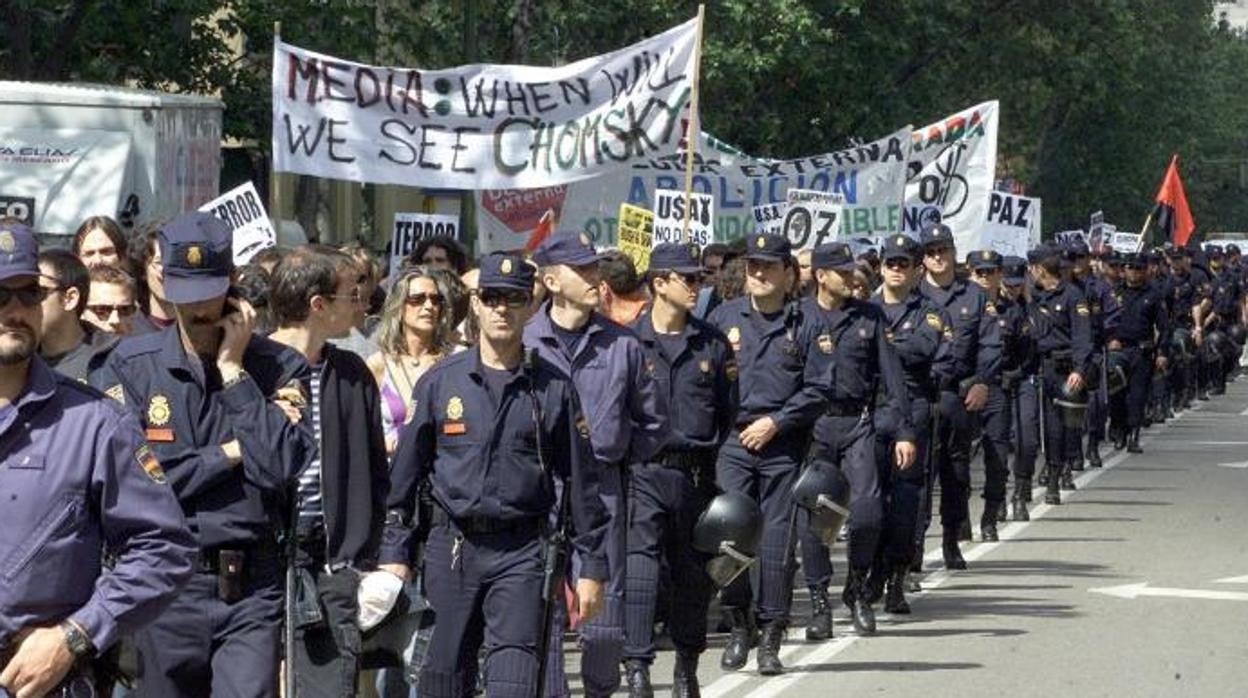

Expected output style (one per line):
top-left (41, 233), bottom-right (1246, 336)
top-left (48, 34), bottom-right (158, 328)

top-left (693, 492), bottom-right (762, 588)
top-left (792, 465), bottom-right (852, 547)
top-left (1105, 351), bottom-right (1128, 396)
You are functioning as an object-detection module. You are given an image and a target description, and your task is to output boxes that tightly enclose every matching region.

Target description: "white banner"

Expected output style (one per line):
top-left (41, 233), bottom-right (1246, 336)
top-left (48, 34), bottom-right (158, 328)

top-left (652, 189), bottom-right (713, 248)
top-left (977, 191), bottom-right (1041, 258)
top-left (1054, 230), bottom-right (1087, 246)
top-left (783, 189), bottom-right (844, 251)
top-left (476, 127), bottom-right (910, 252)
top-left (1109, 232), bottom-right (1142, 253)
top-left (391, 213), bottom-right (460, 272)
top-left (198, 182), bottom-right (276, 265)
top-left (905, 101), bottom-right (999, 250)
top-left (752, 202), bottom-right (786, 237)
top-left (272, 18), bottom-right (698, 190)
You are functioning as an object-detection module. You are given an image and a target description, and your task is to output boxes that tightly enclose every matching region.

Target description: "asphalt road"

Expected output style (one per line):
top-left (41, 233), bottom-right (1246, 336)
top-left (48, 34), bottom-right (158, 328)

top-left (569, 378), bottom-right (1248, 697)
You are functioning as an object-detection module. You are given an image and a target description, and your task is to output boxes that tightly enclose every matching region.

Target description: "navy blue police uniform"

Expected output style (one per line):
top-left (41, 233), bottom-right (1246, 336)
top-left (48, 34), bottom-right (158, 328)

top-left (868, 234), bottom-right (959, 613)
top-left (622, 243), bottom-right (738, 692)
top-left (1207, 247), bottom-right (1240, 394)
top-left (706, 233), bottom-right (827, 673)
top-left (916, 224), bottom-right (1003, 569)
top-left (0, 222), bottom-right (194, 697)
top-left (1067, 241), bottom-right (1120, 469)
top-left (92, 213), bottom-right (316, 698)
top-left (381, 253), bottom-right (611, 698)
top-left (796, 242), bottom-right (912, 635)
top-left (1001, 256), bottom-right (1040, 520)
top-left (1109, 253), bottom-right (1169, 451)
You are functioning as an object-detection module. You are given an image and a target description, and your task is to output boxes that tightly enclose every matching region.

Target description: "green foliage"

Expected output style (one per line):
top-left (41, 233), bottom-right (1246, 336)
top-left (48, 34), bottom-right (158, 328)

top-left (4, 0), bottom-right (1248, 232)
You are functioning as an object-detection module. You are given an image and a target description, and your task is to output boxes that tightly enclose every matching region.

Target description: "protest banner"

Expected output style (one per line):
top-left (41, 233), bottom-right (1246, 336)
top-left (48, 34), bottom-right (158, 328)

top-left (653, 188), bottom-right (712, 248)
top-left (1109, 232), bottom-right (1143, 253)
top-left (476, 127), bottom-right (911, 252)
top-left (752, 202), bottom-right (786, 236)
top-left (272, 17), bottom-right (699, 190)
top-left (617, 203), bottom-right (655, 272)
top-left (1054, 230), bottom-right (1087, 246)
top-left (905, 101), bottom-right (999, 249)
top-left (783, 189), bottom-right (844, 251)
top-left (1089, 210), bottom-right (1106, 252)
top-left (977, 191), bottom-right (1041, 257)
top-left (198, 182), bottom-right (276, 264)
top-left (390, 212), bottom-right (460, 271)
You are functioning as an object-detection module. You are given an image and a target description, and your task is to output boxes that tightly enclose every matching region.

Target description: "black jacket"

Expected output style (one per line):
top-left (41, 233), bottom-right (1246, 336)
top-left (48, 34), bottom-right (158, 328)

top-left (313, 344), bottom-right (390, 568)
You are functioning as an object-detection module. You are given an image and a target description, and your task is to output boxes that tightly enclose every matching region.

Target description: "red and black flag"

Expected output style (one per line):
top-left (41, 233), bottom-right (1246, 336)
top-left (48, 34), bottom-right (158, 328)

top-left (1152, 154), bottom-right (1196, 248)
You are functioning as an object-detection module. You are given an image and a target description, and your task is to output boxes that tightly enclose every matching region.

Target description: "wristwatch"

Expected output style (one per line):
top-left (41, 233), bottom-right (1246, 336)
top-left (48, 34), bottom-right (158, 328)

top-left (60, 619), bottom-right (95, 658)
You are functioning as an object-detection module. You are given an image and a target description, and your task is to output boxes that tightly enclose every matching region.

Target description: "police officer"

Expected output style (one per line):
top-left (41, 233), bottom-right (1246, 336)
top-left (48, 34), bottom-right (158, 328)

top-left (93, 212), bottom-right (317, 698)
top-left (1067, 240), bottom-right (1119, 469)
top-left (798, 242), bottom-right (914, 638)
top-left (1028, 244), bottom-right (1094, 504)
top-left (707, 233), bottom-right (827, 676)
top-left (623, 243), bottom-right (737, 698)
top-left (917, 224), bottom-right (1003, 569)
top-left (1165, 245), bottom-right (1209, 405)
top-left (965, 250), bottom-right (1018, 540)
top-left (1001, 256), bottom-right (1040, 521)
top-left (1108, 253), bottom-right (1169, 453)
top-left (0, 221), bottom-right (194, 698)
top-left (525, 232), bottom-right (668, 698)
top-left (1206, 246), bottom-right (1239, 394)
top-left (868, 234), bottom-right (957, 614)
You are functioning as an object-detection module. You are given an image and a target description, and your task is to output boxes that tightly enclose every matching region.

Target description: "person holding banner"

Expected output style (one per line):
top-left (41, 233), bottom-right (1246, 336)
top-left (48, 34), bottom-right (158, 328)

top-left (707, 233), bottom-right (827, 676)
top-left (623, 243), bottom-right (737, 698)
top-left (916, 224), bottom-right (1002, 570)
top-left (524, 232), bottom-right (668, 698)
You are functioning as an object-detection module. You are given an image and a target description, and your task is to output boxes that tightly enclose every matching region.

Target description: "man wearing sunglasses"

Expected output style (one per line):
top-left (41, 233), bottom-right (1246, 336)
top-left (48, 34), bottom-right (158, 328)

top-left (93, 212), bottom-right (316, 698)
top-left (37, 248), bottom-right (119, 382)
top-left (797, 242), bottom-right (914, 639)
top-left (706, 233), bottom-right (827, 676)
top-left (81, 265), bottom-right (140, 338)
top-left (0, 220), bottom-right (195, 698)
top-left (382, 252), bottom-right (610, 697)
top-left (916, 223), bottom-right (1003, 570)
top-left (525, 232), bottom-right (668, 698)
top-left (623, 243), bottom-right (737, 697)
top-left (1108, 253), bottom-right (1169, 454)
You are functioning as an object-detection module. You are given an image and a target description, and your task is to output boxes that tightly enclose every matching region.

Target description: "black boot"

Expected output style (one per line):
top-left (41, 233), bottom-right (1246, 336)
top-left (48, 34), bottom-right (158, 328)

top-left (1070, 453), bottom-right (1085, 472)
top-left (996, 498), bottom-right (1008, 522)
top-left (942, 527), bottom-right (967, 570)
top-left (981, 503), bottom-right (1001, 542)
top-left (1113, 427), bottom-right (1128, 450)
top-left (804, 587), bottom-right (833, 642)
top-left (1086, 441), bottom-right (1103, 468)
top-left (719, 609), bottom-right (755, 670)
top-left (1044, 464), bottom-right (1062, 504)
top-left (626, 659), bottom-right (654, 698)
top-left (1037, 466), bottom-right (1049, 487)
top-left (1011, 483), bottom-right (1031, 521)
top-left (672, 652), bottom-right (701, 698)
top-left (756, 622), bottom-right (786, 676)
top-left (958, 519), bottom-right (973, 542)
top-left (883, 566), bottom-right (912, 614)
top-left (843, 570), bottom-right (877, 635)
top-left (1059, 461), bottom-right (1077, 490)
top-left (1127, 427), bottom-right (1143, 453)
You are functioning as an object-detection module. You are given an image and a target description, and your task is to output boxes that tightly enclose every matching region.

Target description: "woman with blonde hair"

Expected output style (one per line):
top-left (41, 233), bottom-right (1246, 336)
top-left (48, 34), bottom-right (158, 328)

top-left (366, 265), bottom-right (454, 455)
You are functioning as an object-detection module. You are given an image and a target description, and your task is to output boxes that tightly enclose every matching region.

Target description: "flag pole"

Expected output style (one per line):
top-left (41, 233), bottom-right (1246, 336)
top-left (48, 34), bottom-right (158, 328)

top-left (270, 21), bottom-right (283, 226)
top-left (680, 4), bottom-right (706, 246)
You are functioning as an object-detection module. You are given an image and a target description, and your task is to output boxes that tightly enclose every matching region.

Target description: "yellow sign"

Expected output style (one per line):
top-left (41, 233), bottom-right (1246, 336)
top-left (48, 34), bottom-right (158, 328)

top-left (617, 203), bottom-right (655, 273)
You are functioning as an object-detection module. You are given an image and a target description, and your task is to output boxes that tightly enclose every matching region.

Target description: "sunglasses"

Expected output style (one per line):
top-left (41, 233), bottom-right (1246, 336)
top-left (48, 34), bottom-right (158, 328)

top-left (86, 302), bottom-right (136, 318)
top-left (0, 284), bottom-right (49, 308)
top-left (883, 259), bottom-right (913, 270)
top-left (477, 289), bottom-right (531, 309)
top-left (925, 246), bottom-right (953, 257)
top-left (972, 268), bottom-right (1000, 277)
top-left (669, 272), bottom-right (701, 287)
top-left (405, 292), bottom-right (445, 308)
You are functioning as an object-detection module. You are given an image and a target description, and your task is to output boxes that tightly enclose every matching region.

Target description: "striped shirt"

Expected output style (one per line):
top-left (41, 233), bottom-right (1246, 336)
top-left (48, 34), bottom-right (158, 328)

top-left (297, 362), bottom-right (324, 523)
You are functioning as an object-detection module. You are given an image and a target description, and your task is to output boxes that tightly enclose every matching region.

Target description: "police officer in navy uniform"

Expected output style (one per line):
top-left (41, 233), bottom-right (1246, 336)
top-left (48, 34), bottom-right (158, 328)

top-left (624, 243), bottom-right (737, 698)
top-left (92, 212), bottom-right (316, 698)
top-left (917, 224), bottom-right (1003, 570)
top-left (797, 242), bottom-right (915, 638)
top-left (707, 233), bottom-right (827, 676)
top-left (1027, 244), bottom-right (1094, 504)
top-left (1108, 252), bottom-right (1169, 453)
top-left (380, 252), bottom-right (610, 698)
top-left (1165, 245), bottom-right (1208, 405)
top-left (0, 221), bottom-right (194, 698)
top-left (1067, 240), bottom-right (1119, 469)
top-left (1001, 256), bottom-right (1040, 521)
top-left (1206, 246), bottom-right (1239, 394)
top-left (866, 234), bottom-right (958, 614)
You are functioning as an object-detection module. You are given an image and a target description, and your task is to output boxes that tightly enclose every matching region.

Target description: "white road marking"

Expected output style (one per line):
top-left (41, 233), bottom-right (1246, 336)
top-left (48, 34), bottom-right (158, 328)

top-left (1090, 582), bottom-right (1248, 602)
top-left (1214, 574), bottom-right (1248, 584)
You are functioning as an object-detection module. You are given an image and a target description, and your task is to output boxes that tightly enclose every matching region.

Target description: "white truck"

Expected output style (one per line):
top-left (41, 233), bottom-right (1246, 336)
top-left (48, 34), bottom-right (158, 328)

top-left (0, 81), bottom-right (223, 236)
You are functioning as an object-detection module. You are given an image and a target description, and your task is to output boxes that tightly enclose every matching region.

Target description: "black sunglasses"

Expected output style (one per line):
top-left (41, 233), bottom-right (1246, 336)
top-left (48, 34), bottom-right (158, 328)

top-left (925, 246), bottom-right (953, 256)
top-left (86, 302), bottom-right (137, 318)
top-left (477, 289), bottom-right (531, 309)
top-left (405, 292), bottom-right (445, 307)
top-left (972, 268), bottom-right (1000, 277)
top-left (0, 284), bottom-right (49, 308)
top-left (883, 258), bottom-right (913, 270)
top-left (669, 272), bottom-right (701, 287)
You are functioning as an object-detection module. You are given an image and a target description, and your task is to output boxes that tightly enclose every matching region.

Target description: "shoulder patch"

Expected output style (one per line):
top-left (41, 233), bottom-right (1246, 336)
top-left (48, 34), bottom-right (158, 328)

top-left (105, 384), bottom-right (125, 404)
top-left (135, 445), bottom-right (167, 484)
top-left (985, 304), bottom-right (998, 316)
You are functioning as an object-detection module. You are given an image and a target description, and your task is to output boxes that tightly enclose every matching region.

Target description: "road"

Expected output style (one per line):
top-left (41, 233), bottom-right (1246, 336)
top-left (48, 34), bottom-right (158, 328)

top-left (567, 379), bottom-right (1248, 697)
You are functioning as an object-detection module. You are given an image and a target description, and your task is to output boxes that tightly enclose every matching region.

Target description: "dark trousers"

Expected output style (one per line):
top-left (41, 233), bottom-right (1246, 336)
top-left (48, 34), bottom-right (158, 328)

top-left (716, 432), bottom-right (803, 625)
top-left (1085, 354), bottom-right (1107, 442)
top-left (979, 384), bottom-right (1012, 503)
top-left (1110, 347), bottom-right (1152, 430)
top-left (292, 566), bottom-right (362, 698)
top-left (799, 414), bottom-right (880, 588)
top-left (1013, 378), bottom-right (1040, 481)
top-left (1041, 365), bottom-right (1081, 466)
top-left (133, 560), bottom-right (282, 698)
top-left (421, 522), bottom-right (544, 698)
top-left (932, 391), bottom-right (973, 530)
top-left (623, 461), bottom-right (716, 662)
top-left (874, 398), bottom-right (930, 570)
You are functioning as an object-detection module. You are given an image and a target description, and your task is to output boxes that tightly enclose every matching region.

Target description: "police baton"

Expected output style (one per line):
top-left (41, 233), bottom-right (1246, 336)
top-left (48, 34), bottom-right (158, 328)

top-left (535, 485), bottom-right (570, 698)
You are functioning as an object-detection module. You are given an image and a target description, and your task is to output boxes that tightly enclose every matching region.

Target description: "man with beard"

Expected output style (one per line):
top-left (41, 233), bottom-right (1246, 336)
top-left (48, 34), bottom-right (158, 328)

top-left (37, 249), bottom-right (119, 382)
top-left (92, 212), bottom-right (315, 698)
top-left (0, 220), bottom-right (194, 697)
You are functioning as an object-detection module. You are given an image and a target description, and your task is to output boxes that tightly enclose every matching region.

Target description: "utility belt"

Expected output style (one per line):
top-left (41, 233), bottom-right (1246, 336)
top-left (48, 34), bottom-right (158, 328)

top-left (431, 507), bottom-right (543, 537)
top-left (1118, 339), bottom-right (1155, 352)
top-left (825, 399), bottom-right (869, 418)
top-left (196, 537), bottom-right (280, 574)
top-left (659, 449), bottom-right (715, 471)
top-left (1001, 368), bottom-right (1027, 393)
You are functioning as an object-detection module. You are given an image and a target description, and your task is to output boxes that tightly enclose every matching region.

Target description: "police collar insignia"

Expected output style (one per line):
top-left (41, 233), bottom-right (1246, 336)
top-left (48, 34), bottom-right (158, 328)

top-left (135, 444), bottom-right (167, 484)
top-left (0, 230), bottom-right (14, 254)
top-left (817, 333), bottom-right (834, 354)
top-left (147, 394), bottom-right (172, 426)
top-left (698, 359), bottom-right (711, 374)
top-left (727, 326), bottom-right (741, 346)
top-left (924, 312), bottom-right (942, 331)
top-left (446, 396), bottom-right (464, 421)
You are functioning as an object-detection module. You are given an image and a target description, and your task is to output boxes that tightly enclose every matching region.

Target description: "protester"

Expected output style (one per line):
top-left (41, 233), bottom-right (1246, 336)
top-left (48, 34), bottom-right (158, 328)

top-left (72, 215), bottom-right (128, 269)
top-left (37, 248), bottom-right (119, 381)
top-left (411, 236), bottom-right (469, 275)
top-left (598, 250), bottom-right (649, 326)
top-left (82, 264), bottom-right (139, 337)
top-left (127, 218), bottom-right (178, 335)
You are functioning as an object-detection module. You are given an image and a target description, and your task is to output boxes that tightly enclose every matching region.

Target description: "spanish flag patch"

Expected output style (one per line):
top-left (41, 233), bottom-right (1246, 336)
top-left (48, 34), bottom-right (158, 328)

top-left (135, 445), bottom-right (167, 484)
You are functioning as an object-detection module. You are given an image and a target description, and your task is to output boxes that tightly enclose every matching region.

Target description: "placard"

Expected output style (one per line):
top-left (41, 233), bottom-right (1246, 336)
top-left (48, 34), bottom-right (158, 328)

top-left (783, 189), bottom-right (844, 251)
top-left (391, 212), bottom-right (460, 271)
top-left (617, 203), bottom-right (655, 273)
top-left (652, 189), bottom-right (713, 248)
top-left (198, 182), bottom-right (276, 265)
top-left (978, 192), bottom-right (1041, 257)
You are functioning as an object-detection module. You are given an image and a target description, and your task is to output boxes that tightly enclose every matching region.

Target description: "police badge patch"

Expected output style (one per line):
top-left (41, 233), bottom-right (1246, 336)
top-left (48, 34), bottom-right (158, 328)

top-left (147, 394), bottom-right (172, 427)
top-left (447, 396), bottom-right (464, 421)
top-left (135, 445), bottom-right (167, 484)
top-left (817, 334), bottom-right (834, 354)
